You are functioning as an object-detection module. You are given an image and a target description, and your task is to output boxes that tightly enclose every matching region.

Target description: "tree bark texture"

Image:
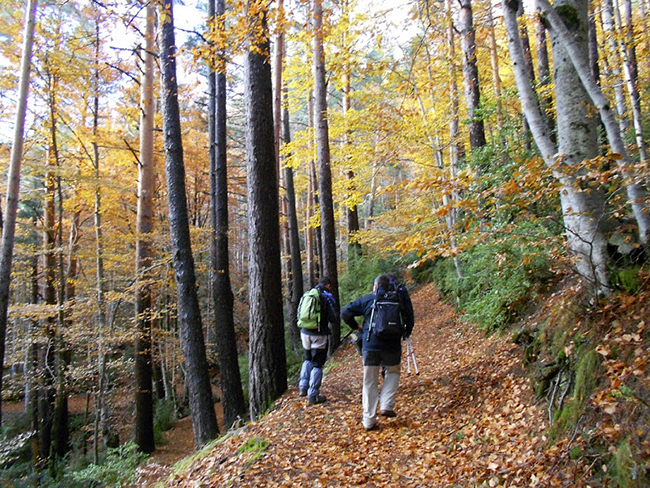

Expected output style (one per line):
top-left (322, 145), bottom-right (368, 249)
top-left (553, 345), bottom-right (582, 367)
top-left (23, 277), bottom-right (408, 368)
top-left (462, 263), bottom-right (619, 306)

top-left (537, 0), bottom-right (650, 243)
top-left (534, 0), bottom-right (555, 142)
top-left (282, 99), bottom-right (303, 351)
top-left (209, 0), bottom-right (246, 431)
top-left (342, 74), bottom-right (361, 257)
top-left (244, 0), bottom-right (287, 421)
top-left (0, 0), bottom-right (38, 427)
top-left (504, 0), bottom-right (610, 295)
top-left (306, 93), bottom-right (318, 287)
top-left (550, 0), bottom-right (610, 291)
top-left (312, 0), bottom-right (340, 353)
top-left (159, 0), bottom-right (219, 447)
top-left (134, 4), bottom-right (156, 454)
top-left (39, 148), bottom-right (57, 462)
top-left (458, 0), bottom-right (486, 150)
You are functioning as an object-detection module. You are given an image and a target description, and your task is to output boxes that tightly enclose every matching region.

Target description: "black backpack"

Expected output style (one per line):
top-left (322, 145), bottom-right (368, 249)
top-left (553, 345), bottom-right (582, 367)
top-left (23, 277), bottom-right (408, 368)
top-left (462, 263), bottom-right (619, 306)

top-left (369, 290), bottom-right (404, 340)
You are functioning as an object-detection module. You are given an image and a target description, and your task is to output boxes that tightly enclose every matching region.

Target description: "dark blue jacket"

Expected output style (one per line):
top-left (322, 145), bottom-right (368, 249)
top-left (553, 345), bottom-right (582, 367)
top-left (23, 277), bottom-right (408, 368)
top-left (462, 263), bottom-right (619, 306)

top-left (390, 278), bottom-right (415, 338)
top-left (341, 286), bottom-right (414, 352)
top-left (301, 284), bottom-right (338, 336)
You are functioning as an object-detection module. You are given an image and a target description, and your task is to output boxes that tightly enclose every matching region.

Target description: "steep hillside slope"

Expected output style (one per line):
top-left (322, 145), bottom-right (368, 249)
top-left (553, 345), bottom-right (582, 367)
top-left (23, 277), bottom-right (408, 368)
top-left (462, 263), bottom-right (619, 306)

top-left (154, 283), bottom-right (600, 487)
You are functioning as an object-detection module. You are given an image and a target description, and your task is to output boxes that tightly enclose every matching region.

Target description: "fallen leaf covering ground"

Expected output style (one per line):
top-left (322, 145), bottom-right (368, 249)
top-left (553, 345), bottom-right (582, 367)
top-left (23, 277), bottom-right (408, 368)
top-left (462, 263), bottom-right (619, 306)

top-left (139, 284), bottom-right (592, 487)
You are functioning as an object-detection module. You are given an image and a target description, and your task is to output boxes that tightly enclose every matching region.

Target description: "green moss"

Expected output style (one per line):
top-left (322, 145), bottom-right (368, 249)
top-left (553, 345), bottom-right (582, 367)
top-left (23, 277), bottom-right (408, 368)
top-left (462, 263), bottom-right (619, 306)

top-left (237, 437), bottom-right (269, 463)
top-left (172, 438), bottom-right (221, 475)
top-left (573, 348), bottom-right (600, 404)
top-left (555, 5), bottom-right (581, 30)
top-left (551, 348), bottom-right (600, 439)
top-left (615, 438), bottom-right (647, 487)
top-left (569, 445), bottom-right (582, 460)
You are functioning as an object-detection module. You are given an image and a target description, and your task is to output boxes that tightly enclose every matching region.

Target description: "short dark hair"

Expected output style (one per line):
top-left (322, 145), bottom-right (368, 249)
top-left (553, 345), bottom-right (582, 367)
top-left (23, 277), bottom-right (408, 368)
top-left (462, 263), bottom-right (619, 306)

top-left (318, 276), bottom-right (332, 287)
top-left (374, 274), bottom-right (389, 290)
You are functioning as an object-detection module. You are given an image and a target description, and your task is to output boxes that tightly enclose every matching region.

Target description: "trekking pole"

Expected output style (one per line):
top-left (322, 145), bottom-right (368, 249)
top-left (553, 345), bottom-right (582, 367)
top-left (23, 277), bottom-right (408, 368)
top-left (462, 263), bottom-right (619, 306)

top-left (406, 338), bottom-right (419, 375)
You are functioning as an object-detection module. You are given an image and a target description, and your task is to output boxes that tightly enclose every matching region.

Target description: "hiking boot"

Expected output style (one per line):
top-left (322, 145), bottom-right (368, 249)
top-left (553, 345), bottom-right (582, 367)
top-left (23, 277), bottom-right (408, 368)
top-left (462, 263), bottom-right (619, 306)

top-left (380, 410), bottom-right (397, 418)
top-left (363, 423), bottom-right (377, 431)
top-left (299, 388), bottom-right (308, 397)
top-left (308, 395), bottom-right (327, 405)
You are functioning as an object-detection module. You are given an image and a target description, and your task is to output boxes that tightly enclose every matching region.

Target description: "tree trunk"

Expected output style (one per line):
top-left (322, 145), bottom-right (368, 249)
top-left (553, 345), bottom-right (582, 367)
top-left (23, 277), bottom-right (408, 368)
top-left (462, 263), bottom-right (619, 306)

top-left (486, 1), bottom-right (502, 104)
top-left (504, 0), bottom-right (610, 295)
top-left (340, 2), bottom-right (360, 257)
top-left (51, 116), bottom-right (71, 463)
top-left (27, 241), bottom-right (39, 469)
top-left (602, 0), bottom-right (631, 140)
top-left (40, 145), bottom-right (57, 463)
top-left (537, 0), bottom-right (650, 243)
top-left (134, 4), bottom-right (156, 454)
top-left (282, 97), bottom-right (303, 352)
top-left (209, 0), bottom-right (246, 431)
top-left (458, 0), bottom-right (486, 150)
top-left (312, 0), bottom-right (340, 354)
top-left (534, 0), bottom-right (555, 140)
top-left (616, 0), bottom-right (646, 162)
top-left (244, 0), bottom-right (287, 421)
top-left (0, 0), bottom-right (38, 428)
top-left (342, 73), bottom-right (361, 257)
top-left (445, 0), bottom-right (463, 279)
top-left (87, 14), bottom-right (118, 452)
top-left (306, 93), bottom-right (318, 287)
top-left (159, 0), bottom-right (219, 447)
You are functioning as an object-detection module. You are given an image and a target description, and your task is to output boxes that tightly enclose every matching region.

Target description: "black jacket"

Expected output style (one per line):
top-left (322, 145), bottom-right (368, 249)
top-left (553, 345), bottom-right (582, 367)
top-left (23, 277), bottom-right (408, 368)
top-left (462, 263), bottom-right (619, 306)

top-left (341, 286), bottom-right (415, 352)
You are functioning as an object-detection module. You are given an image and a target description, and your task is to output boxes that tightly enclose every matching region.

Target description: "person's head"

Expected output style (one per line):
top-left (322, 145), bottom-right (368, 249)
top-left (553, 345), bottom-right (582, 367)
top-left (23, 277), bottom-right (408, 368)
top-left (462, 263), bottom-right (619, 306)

top-left (373, 274), bottom-right (389, 292)
top-left (319, 276), bottom-right (332, 291)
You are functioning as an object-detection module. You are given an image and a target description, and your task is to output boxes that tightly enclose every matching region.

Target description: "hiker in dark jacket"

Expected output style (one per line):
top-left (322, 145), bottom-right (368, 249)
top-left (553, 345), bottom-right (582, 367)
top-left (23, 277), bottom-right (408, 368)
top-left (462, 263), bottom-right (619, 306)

top-left (341, 274), bottom-right (415, 430)
top-left (388, 272), bottom-right (415, 338)
top-left (299, 276), bottom-right (338, 405)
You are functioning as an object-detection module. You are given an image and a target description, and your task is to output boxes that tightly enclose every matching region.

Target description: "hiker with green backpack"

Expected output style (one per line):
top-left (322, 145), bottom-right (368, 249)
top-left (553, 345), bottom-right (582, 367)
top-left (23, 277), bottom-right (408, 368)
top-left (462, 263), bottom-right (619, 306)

top-left (297, 276), bottom-right (339, 405)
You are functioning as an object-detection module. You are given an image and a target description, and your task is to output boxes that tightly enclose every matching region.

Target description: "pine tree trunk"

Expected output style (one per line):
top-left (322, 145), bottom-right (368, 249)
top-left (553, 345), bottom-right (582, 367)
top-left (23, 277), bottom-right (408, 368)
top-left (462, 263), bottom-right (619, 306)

top-left (159, 0), bottom-right (219, 447)
top-left (283, 98), bottom-right (303, 351)
top-left (51, 143), bottom-right (71, 463)
top-left (244, 0), bottom-right (287, 421)
top-left (40, 145), bottom-right (57, 462)
top-left (134, 4), bottom-right (156, 454)
top-left (209, 0), bottom-right (246, 431)
top-left (306, 94), bottom-right (318, 286)
top-left (312, 0), bottom-right (340, 353)
top-left (0, 0), bottom-right (38, 428)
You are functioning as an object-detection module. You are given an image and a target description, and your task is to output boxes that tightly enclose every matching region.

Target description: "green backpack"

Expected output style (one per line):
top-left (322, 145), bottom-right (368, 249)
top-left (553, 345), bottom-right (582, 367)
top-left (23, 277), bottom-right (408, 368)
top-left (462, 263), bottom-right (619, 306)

top-left (297, 288), bottom-right (321, 330)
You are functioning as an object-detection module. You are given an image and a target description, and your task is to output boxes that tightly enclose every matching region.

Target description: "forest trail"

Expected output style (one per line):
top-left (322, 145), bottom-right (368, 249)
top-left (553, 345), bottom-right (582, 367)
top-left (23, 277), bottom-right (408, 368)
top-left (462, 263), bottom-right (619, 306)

top-left (138, 283), bottom-right (583, 487)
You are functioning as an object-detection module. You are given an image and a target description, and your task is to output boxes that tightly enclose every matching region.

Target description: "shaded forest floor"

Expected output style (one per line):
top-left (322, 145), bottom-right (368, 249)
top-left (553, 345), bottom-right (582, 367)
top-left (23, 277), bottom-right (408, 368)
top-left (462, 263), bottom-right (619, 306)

top-left (136, 283), bottom-right (594, 487)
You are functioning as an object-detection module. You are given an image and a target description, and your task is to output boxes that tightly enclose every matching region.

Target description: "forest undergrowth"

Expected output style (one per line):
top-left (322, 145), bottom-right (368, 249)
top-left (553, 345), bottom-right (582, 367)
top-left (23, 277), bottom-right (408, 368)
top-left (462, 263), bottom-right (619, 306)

top-left (132, 279), bottom-right (650, 487)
